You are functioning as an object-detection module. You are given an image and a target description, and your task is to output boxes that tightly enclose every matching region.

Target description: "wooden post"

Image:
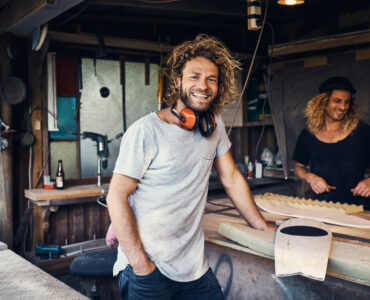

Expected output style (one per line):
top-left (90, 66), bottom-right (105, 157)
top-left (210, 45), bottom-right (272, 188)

top-left (0, 34), bottom-right (13, 248)
top-left (29, 39), bottom-right (49, 247)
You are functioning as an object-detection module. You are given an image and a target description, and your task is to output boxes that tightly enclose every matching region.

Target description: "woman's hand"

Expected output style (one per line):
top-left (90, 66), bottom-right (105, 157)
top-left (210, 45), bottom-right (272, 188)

top-left (307, 173), bottom-right (336, 194)
top-left (351, 178), bottom-right (370, 197)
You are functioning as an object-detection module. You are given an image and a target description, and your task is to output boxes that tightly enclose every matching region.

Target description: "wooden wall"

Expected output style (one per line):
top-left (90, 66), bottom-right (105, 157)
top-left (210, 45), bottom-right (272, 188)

top-left (45, 200), bottom-right (110, 246)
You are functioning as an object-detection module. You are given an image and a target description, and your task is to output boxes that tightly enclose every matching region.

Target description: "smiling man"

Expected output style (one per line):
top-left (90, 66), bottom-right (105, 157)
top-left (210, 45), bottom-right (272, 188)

top-left (293, 76), bottom-right (370, 209)
top-left (107, 34), bottom-right (275, 300)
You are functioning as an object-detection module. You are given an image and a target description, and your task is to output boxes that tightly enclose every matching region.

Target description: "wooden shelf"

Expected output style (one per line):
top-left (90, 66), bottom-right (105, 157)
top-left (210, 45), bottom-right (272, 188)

top-left (24, 183), bottom-right (109, 201)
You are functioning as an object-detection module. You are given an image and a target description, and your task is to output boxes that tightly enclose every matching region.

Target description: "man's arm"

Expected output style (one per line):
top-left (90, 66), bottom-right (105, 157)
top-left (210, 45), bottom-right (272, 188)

top-left (214, 151), bottom-right (275, 230)
top-left (294, 162), bottom-right (336, 194)
top-left (106, 173), bottom-right (155, 275)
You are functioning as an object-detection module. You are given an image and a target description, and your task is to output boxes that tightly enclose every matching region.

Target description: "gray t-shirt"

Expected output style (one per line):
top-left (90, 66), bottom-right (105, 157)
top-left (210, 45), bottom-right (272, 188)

top-left (112, 111), bottom-right (231, 281)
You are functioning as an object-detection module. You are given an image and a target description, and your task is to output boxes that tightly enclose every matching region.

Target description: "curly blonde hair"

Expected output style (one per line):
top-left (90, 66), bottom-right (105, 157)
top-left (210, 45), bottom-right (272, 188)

top-left (305, 92), bottom-right (360, 134)
top-left (164, 34), bottom-right (241, 113)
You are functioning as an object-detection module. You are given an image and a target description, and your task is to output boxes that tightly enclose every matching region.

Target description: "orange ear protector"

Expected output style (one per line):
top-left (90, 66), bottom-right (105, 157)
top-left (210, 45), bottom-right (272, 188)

top-left (171, 106), bottom-right (216, 137)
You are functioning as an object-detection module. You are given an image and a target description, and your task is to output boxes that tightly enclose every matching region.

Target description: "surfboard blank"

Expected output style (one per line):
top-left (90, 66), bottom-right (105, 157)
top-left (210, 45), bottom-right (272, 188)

top-left (255, 198), bottom-right (370, 228)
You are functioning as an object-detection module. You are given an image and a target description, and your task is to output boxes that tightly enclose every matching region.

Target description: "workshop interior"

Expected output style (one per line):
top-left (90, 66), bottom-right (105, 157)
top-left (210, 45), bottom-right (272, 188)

top-left (0, 0), bottom-right (369, 299)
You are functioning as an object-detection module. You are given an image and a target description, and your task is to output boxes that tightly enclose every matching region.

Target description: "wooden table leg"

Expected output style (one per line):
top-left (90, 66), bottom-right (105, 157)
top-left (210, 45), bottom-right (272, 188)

top-left (33, 205), bottom-right (58, 247)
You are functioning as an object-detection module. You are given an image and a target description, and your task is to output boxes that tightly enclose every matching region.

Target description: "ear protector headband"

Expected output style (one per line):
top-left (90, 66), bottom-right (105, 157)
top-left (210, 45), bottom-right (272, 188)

top-left (171, 106), bottom-right (216, 137)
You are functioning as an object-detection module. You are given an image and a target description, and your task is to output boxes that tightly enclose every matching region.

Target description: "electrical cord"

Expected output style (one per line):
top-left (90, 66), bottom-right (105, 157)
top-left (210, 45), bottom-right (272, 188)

top-left (254, 21), bottom-right (275, 160)
top-left (206, 199), bottom-right (234, 209)
top-left (227, 0), bottom-right (269, 137)
top-left (28, 146), bottom-right (33, 189)
top-left (97, 196), bottom-right (108, 208)
top-left (30, 106), bottom-right (78, 135)
top-left (205, 199), bottom-right (235, 214)
top-left (28, 106), bottom-right (76, 188)
top-left (204, 199), bottom-right (235, 214)
top-left (34, 146), bottom-right (50, 188)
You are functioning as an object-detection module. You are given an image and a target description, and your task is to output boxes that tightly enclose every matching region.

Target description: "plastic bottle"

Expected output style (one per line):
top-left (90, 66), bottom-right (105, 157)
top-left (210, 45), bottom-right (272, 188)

top-left (56, 160), bottom-right (64, 190)
top-left (247, 162), bottom-right (253, 179)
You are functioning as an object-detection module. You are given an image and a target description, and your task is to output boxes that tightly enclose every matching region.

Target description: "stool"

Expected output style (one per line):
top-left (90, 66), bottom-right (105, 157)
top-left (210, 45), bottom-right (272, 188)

top-left (70, 250), bottom-right (117, 300)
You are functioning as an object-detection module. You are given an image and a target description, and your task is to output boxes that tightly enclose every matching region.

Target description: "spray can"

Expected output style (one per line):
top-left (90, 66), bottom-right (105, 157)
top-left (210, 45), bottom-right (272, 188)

top-left (247, 161), bottom-right (253, 179)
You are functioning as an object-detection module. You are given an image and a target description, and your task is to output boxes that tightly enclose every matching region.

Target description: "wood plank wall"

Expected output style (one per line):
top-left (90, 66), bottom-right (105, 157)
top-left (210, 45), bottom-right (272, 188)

top-left (46, 200), bottom-right (110, 246)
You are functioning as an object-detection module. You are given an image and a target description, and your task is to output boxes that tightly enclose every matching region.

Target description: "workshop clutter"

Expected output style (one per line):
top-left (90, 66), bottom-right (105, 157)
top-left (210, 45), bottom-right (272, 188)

top-left (247, 68), bottom-right (271, 122)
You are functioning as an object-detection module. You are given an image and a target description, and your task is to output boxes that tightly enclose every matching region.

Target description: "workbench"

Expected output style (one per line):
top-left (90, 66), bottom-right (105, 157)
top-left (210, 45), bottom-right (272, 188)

top-left (24, 184), bottom-right (110, 247)
top-left (24, 178), bottom-right (297, 248)
top-left (203, 197), bottom-right (370, 299)
top-left (0, 244), bottom-right (88, 299)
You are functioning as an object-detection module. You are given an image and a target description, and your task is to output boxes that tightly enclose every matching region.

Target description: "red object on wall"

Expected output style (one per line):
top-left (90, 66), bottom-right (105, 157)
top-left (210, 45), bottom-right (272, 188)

top-left (56, 55), bottom-right (77, 95)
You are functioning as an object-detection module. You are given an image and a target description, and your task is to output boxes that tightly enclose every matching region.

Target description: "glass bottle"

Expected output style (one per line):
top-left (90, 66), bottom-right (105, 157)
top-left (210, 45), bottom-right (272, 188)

top-left (56, 160), bottom-right (64, 190)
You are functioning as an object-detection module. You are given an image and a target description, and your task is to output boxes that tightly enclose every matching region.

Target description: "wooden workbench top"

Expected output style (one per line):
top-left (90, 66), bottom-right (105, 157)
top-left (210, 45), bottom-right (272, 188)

top-left (204, 197), bottom-right (370, 286)
top-left (24, 183), bottom-right (110, 201)
top-left (0, 249), bottom-right (88, 299)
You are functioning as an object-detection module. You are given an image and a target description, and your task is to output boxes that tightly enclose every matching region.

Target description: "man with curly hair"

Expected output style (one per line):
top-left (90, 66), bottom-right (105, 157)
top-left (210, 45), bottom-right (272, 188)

top-left (107, 34), bottom-right (275, 299)
top-left (293, 76), bottom-right (370, 209)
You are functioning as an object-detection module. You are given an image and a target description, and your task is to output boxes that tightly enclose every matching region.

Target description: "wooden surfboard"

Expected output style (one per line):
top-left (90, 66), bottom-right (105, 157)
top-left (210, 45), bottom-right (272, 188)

top-left (218, 221), bottom-right (370, 283)
top-left (274, 218), bottom-right (332, 281)
top-left (256, 198), bottom-right (370, 228)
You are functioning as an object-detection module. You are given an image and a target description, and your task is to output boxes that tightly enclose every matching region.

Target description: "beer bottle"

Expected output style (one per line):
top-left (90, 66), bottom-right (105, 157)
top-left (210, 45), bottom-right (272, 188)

top-left (56, 160), bottom-right (64, 190)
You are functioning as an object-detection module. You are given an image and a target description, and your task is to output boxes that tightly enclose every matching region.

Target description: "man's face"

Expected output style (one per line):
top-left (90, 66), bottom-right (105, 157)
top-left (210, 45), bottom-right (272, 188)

top-left (178, 56), bottom-right (218, 113)
top-left (325, 89), bottom-right (351, 122)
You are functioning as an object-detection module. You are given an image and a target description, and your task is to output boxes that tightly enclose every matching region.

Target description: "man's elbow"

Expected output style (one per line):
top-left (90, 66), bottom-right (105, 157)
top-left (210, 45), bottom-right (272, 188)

top-left (219, 169), bottom-right (241, 191)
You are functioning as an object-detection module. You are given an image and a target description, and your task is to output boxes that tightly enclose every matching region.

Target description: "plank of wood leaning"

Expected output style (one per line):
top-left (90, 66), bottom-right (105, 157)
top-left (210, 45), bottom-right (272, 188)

top-left (218, 222), bottom-right (370, 285)
top-left (24, 183), bottom-right (109, 201)
top-left (0, 249), bottom-right (88, 299)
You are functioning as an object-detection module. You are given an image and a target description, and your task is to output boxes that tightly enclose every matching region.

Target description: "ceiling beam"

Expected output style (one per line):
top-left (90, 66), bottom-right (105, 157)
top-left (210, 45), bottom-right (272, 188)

top-left (0, 0), bottom-right (48, 33)
top-left (19, 30), bottom-right (252, 58)
top-left (0, 0), bottom-right (84, 34)
top-left (47, 30), bottom-right (174, 52)
top-left (73, 13), bottom-right (239, 28)
top-left (87, 0), bottom-right (245, 16)
top-left (269, 29), bottom-right (370, 57)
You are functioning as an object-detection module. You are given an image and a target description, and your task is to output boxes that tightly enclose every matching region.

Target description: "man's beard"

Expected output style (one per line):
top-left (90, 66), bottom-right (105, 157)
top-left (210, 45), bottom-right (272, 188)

top-left (179, 83), bottom-right (217, 113)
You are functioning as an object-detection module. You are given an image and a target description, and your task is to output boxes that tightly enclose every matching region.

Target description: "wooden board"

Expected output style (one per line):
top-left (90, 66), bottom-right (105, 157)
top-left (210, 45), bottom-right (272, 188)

top-left (0, 249), bottom-right (88, 299)
top-left (274, 218), bottom-right (332, 281)
top-left (218, 222), bottom-right (370, 285)
top-left (256, 199), bottom-right (370, 228)
top-left (24, 183), bottom-right (109, 201)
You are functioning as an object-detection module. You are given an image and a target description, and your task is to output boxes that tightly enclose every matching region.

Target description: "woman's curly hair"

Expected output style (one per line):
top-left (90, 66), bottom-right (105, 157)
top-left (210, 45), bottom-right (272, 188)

top-left (305, 92), bottom-right (360, 134)
top-left (164, 34), bottom-right (241, 113)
